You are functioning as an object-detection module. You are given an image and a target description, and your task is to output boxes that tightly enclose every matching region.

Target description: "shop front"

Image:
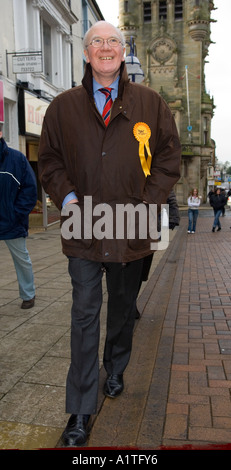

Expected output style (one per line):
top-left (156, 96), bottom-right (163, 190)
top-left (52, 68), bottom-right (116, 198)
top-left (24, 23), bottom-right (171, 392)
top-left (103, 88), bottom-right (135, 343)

top-left (18, 87), bottom-right (60, 228)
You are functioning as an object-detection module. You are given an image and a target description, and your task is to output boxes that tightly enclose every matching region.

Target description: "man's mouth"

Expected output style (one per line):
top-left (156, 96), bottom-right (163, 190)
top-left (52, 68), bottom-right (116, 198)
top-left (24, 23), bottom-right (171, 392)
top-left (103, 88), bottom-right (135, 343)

top-left (100, 57), bottom-right (113, 60)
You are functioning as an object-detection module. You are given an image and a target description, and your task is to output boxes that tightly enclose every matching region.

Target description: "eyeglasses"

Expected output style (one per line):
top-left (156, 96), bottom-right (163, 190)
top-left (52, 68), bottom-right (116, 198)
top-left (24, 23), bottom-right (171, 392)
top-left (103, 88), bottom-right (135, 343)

top-left (87, 37), bottom-right (122, 48)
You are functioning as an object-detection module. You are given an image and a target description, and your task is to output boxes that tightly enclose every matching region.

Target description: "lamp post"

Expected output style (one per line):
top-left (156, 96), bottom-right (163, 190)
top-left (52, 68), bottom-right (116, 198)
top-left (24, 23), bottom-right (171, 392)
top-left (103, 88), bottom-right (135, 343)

top-left (125, 37), bottom-right (144, 83)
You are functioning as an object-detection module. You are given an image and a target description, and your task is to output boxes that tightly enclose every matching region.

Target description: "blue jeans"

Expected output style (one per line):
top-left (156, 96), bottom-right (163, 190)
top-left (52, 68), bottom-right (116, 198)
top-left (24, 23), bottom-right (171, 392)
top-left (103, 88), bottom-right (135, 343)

top-left (188, 209), bottom-right (199, 232)
top-left (213, 209), bottom-right (222, 228)
top-left (4, 238), bottom-right (35, 301)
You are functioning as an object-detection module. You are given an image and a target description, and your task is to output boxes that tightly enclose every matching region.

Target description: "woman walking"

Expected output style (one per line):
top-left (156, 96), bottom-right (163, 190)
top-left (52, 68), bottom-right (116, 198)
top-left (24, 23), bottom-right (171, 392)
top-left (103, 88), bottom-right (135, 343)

top-left (187, 188), bottom-right (201, 233)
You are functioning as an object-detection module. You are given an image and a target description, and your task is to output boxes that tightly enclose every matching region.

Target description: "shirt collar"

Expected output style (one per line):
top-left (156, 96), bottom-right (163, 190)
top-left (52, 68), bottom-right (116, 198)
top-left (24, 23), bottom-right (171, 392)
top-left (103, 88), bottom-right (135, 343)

top-left (93, 76), bottom-right (119, 96)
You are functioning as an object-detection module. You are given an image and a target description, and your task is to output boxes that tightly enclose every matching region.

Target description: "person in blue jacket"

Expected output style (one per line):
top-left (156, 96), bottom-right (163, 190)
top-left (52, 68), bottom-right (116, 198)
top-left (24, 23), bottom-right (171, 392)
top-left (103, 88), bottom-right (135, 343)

top-left (0, 125), bottom-right (37, 308)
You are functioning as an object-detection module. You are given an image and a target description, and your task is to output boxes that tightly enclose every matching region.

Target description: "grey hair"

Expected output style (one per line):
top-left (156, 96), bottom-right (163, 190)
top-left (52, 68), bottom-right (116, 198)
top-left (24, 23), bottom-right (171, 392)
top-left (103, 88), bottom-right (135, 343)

top-left (0, 123), bottom-right (3, 132)
top-left (83, 21), bottom-right (125, 49)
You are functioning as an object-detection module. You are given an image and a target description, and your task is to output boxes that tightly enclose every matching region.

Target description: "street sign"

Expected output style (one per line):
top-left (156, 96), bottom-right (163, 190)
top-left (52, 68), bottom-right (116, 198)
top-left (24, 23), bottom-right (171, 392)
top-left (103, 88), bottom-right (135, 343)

top-left (12, 53), bottom-right (42, 73)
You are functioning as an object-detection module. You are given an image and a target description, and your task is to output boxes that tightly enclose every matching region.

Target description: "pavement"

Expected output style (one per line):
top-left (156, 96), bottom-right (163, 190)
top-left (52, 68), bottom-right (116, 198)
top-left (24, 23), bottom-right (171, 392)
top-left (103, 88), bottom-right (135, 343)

top-left (1, 206), bottom-right (231, 451)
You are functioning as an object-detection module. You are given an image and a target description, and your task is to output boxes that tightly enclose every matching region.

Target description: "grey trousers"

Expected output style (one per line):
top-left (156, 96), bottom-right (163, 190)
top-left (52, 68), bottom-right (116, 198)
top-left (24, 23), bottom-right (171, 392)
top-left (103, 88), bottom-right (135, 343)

top-left (66, 257), bottom-right (143, 415)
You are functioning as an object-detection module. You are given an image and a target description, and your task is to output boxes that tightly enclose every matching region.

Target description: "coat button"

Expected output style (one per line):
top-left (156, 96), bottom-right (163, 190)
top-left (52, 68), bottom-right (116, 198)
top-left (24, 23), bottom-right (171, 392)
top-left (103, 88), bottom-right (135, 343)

top-left (105, 252), bottom-right (109, 257)
top-left (102, 151), bottom-right (106, 157)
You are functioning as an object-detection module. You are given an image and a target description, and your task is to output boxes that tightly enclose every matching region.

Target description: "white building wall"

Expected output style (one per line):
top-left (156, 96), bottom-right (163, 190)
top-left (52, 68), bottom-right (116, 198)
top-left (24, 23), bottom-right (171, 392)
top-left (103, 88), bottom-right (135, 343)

top-left (0, 0), bottom-right (18, 149)
top-left (0, 0), bottom-right (104, 150)
top-left (12, 0), bottom-right (77, 98)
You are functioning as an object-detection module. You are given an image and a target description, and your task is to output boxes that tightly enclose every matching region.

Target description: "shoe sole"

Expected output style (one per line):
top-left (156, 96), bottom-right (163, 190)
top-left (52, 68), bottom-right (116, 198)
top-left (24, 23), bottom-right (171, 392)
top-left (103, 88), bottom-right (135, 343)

top-left (60, 428), bottom-right (91, 447)
top-left (103, 388), bottom-right (124, 399)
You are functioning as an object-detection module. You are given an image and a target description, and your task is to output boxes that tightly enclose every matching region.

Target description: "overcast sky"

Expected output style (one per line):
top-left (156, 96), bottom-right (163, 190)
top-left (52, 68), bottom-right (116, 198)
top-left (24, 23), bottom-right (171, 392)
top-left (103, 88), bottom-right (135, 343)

top-left (97, 0), bottom-right (230, 164)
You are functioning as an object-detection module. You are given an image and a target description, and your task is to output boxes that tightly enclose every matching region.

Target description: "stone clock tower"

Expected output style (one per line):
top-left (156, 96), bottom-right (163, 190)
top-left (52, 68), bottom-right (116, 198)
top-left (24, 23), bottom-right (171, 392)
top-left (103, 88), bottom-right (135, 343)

top-left (119, 0), bottom-right (216, 204)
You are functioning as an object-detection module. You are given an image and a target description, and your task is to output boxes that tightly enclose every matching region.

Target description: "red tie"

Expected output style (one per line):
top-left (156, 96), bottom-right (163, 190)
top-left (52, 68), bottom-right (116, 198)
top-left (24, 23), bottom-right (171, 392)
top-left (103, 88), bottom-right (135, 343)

top-left (99, 88), bottom-right (113, 126)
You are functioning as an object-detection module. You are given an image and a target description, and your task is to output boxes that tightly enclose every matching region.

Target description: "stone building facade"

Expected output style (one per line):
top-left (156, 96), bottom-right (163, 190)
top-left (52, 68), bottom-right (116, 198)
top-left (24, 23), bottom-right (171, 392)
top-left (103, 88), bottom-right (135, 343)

top-left (119, 0), bottom-right (216, 203)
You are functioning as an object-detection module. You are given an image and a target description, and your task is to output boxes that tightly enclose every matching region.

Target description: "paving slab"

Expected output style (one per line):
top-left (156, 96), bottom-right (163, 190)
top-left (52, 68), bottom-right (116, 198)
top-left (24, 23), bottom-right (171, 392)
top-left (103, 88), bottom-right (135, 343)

top-left (1, 208), bottom-right (231, 451)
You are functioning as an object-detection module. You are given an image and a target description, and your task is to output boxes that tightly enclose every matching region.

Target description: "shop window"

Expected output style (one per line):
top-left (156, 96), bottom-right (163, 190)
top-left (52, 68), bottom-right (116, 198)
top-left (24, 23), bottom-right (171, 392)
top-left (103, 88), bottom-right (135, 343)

top-left (143, 2), bottom-right (152, 23)
top-left (41, 19), bottom-right (52, 83)
top-left (175, 0), bottom-right (183, 19)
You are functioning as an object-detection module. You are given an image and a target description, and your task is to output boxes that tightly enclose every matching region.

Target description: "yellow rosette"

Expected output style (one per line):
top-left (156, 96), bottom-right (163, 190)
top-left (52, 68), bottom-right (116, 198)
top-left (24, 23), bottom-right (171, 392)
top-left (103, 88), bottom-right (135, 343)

top-left (133, 122), bottom-right (152, 177)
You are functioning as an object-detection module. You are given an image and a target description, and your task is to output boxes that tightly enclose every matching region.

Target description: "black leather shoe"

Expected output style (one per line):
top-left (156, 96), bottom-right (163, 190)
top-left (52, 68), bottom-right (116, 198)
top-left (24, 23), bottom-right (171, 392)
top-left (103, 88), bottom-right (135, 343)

top-left (21, 297), bottom-right (35, 309)
top-left (61, 414), bottom-right (91, 447)
top-left (104, 374), bottom-right (124, 398)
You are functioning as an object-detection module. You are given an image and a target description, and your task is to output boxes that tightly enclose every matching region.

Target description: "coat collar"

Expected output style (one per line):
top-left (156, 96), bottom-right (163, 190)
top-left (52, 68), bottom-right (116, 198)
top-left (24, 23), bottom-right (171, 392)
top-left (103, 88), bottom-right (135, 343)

top-left (82, 61), bottom-right (130, 100)
top-left (81, 62), bottom-right (133, 123)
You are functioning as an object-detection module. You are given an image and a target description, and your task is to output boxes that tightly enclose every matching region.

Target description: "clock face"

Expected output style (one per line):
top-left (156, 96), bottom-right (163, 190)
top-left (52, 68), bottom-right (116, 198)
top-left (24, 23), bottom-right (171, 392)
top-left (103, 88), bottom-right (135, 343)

top-left (152, 39), bottom-right (174, 63)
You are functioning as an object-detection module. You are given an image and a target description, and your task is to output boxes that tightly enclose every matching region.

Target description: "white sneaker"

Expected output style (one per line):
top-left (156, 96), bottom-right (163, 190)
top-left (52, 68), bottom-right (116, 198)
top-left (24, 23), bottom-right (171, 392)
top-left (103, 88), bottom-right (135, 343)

top-left (191, 231), bottom-right (195, 233)
top-left (187, 230), bottom-right (191, 233)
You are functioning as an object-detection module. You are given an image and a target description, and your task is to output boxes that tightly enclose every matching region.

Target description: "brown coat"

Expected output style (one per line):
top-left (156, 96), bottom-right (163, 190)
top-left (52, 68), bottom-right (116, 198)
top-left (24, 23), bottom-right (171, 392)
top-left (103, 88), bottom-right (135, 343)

top-left (38, 63), bottom-right (181, 262)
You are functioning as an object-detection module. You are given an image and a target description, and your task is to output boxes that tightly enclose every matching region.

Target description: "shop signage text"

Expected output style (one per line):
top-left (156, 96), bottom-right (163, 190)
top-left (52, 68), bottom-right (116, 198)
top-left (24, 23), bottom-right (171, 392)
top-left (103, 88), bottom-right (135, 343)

top-left (25, 91), bottom-right (49, 136)
top-left (13, 53), bottom-right (42, 74)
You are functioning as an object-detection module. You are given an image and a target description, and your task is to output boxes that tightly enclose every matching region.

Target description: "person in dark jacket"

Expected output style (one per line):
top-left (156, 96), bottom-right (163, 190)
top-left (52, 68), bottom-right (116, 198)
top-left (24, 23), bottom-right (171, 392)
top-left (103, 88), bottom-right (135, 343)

top-left (38, 21), bottom-right (181, 447)
top-left (210, 187), bottom-right (226, 232)
top-left (0, 126), bottom-right (37, 308)
top-left (207, 188), bottom-right (214, 202)
top-left (221, 189), bottom-right (227, 216)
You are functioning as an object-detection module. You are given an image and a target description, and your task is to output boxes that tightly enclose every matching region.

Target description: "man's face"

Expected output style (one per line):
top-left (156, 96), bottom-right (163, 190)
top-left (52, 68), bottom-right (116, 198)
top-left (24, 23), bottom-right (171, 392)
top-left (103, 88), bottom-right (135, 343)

top-left (84, 23), bottom-right (125, 84)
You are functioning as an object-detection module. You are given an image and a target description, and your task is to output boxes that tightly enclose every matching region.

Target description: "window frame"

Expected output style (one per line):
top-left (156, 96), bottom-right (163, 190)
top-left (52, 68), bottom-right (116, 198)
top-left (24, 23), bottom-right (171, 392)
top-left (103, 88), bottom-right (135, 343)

top-left (159, 0), bottom-right (167, 20)
top-left (143, 1), bottom-right (152, 23)
top-left (41, 17), bottom-right (52, 83)
top-left (175, 0), bottom-right (183, 20)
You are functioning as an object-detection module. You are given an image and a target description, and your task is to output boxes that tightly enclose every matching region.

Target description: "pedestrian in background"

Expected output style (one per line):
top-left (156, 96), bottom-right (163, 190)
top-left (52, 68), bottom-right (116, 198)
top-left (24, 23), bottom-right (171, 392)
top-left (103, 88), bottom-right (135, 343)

top-left (38, 21), bottom-right (181, 447)
top-left (221, 188), bottom-right (227, 216)
top-left (210, 187), bottom-right (226, 232)
top-left (187, 188), bottom-right (201, 233)
top-left (0, 125), bottom-right (37, 308)
top-left (207, 188), bottom-right (214, 203)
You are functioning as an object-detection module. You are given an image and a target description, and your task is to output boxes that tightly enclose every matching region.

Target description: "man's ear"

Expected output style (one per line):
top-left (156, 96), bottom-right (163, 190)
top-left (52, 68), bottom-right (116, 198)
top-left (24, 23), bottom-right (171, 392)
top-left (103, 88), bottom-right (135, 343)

top-left (84, 49), bottom-right (90, 64)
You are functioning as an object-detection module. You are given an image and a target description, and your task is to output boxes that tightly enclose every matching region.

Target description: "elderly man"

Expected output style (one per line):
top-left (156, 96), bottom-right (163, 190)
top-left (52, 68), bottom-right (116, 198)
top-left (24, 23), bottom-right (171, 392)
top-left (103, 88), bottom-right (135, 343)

top-left (38, 21), bottom-right (181, 446)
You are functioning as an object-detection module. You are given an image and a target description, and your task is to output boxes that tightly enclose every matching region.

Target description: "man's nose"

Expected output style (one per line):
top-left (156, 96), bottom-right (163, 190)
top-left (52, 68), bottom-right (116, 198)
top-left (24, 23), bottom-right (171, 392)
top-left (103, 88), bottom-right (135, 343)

top-left (101, 40), bottom-right (112, 49)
